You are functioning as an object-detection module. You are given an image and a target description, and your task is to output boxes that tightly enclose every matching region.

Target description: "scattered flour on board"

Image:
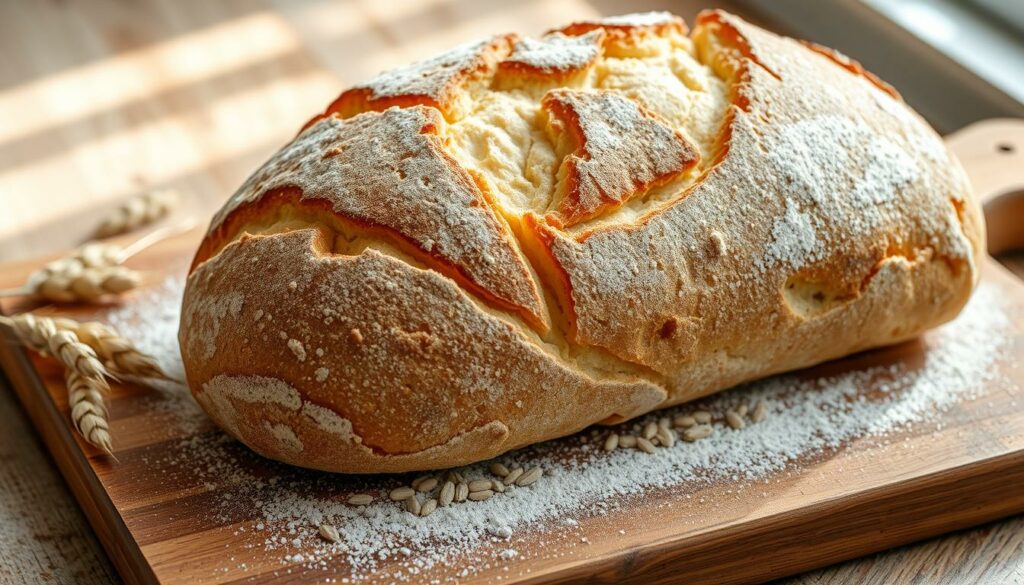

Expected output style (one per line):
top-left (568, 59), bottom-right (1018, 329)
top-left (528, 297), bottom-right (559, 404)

top-left (107, 277), bottom-right (1014, 582)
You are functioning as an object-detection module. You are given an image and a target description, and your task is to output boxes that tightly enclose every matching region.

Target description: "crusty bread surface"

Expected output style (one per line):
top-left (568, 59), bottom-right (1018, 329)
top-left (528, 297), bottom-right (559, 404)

top-left (180, 10), bottom-right (984, 473)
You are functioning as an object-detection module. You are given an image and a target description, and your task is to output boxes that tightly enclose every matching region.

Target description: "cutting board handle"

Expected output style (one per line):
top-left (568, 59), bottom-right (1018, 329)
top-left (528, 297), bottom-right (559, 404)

top-left (945, 118), bottom-right (1024, 255)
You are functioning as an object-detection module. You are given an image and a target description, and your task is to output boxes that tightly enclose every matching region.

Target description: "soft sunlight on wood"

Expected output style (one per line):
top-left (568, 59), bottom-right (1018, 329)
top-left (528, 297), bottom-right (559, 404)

top-left (0, 11), bottom-right (302, 144)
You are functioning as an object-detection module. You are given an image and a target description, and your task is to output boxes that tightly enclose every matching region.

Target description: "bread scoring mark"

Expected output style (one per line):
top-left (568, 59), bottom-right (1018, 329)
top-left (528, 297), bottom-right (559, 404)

top-left (443, 13), bottom-right (739, 350)
top-left (496, 31), bottom-right (604, 85)
top-left (311, 35), bottom-right (515, 125)
top-left (200, 106), bottom-right (549, 332)
top-left (693, 10), bottom-right (780, 113)
top-left (541, 89), bottom-right (700, 227)
top-left (200, 194), bottom-right (554, 335)
top-left (189, 229), bottom-right (672, 462)
top-left (555, 12), bottom-right (689, 57)
top-left (526, 11), bottom-right (975, 382)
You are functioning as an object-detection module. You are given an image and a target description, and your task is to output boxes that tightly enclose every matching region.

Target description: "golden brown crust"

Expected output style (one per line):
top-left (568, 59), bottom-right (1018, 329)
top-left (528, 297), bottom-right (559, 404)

top-left (182, 229), bottom-right (664, 472)
top-left (201, 106), bottom-right (549, 332)
top-left (181, 10), bottom-right (984, 473)
top-left (325, 35), bottom-right (515, 123)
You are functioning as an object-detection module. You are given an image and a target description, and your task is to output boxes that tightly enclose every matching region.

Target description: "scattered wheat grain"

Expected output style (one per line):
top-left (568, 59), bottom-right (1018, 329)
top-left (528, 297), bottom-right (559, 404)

top-left (636, 437), bottom-right (657, 454)
top-left (656, 426), bottom-right (675, 448)
top-left (516, 467), bottom-right (542, 487)
top-left (683, 424), bottom-right (714, 442)
top-left (725, 410), bottom-right (746, 430)
top-left (318, 524), bottom-right (341, 543)
top-left (673, 415), bottom-right (696, 428)
top-left (347, 493), bottom-right (373, 506)
top-left (389, 487), bottom-right (415, 501)
top-left (438, 481), bottom-right (455, 507)
top-left (468, 490), bottom-right (494, 501)
top-left (468, 479), bottom-right (492, 492)
top-left (415, 477), bottom-right (438, 493)
top-left (504, 467), bottom-right (524, 485)
top-left (405, 496), bottom-right (421, 515)
top-left (751, 400), bottom-right (768, 423)
top-left (604, 433), bottom-right (619, 451)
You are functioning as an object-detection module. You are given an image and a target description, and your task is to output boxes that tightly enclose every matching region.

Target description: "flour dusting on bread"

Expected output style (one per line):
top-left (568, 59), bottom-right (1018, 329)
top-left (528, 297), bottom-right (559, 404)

top-left (504, 31), bottom-right (603, 73)
top-left (181, 10), bottom-right (983, 474)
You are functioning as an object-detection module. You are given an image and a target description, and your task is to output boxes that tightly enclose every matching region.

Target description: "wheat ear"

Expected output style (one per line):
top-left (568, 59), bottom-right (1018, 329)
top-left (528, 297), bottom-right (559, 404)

top-left (95, 189), bottom-right (180, 238)
top-left (3, 314), bottom-right (122, 455)
top-left (0, 219), bottom-right (200, 303)
top-left (33, 264), bottom-right (142, 303)
top-left (65, 368), bottom-right (113, 455)
top-left (52, 317), bottom-right (169, 380)
top-left (5, 314), bottom-right (109, 379)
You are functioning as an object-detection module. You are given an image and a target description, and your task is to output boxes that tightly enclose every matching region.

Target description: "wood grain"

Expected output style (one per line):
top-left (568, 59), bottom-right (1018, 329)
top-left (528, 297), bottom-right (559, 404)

top-left (0, 373), bottom-right (119, 585)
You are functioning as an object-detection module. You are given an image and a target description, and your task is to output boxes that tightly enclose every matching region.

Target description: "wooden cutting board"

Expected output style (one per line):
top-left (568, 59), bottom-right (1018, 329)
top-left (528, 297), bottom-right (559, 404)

top-left (1, 121), bottom-right (1022, 585)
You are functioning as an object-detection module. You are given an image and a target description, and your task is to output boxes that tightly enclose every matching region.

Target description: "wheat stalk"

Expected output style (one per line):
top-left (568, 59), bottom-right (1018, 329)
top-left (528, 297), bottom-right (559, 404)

top-left (65, 368), bottom-right (113, 455)
top-left (95, 189), bottom-right (180, 238)
top-left (52, 317), bottom-right (169, 380)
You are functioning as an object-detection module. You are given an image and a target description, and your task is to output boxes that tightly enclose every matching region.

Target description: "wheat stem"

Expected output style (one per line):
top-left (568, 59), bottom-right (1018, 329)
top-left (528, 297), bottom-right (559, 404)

top-left (116, 218), bottom-right (197, 261)
top-left (0, 286), bottom-right (31, 297)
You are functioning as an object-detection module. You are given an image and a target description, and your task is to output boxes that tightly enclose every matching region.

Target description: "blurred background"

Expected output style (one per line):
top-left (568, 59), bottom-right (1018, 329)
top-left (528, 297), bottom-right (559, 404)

top-left (0, 1), bottom-right (1023, 583)
top-left (1, 0), bottom-right (1023, 261)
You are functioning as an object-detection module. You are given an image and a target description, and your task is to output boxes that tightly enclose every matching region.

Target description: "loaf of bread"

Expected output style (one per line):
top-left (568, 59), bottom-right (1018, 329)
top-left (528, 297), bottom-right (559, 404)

top-left (179, 10), bottom-right (984, 473)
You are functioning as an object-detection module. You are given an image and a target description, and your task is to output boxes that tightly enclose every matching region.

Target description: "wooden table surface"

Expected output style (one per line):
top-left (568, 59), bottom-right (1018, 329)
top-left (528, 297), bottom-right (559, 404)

top-left (0, 1), bottom-right (1022, 583)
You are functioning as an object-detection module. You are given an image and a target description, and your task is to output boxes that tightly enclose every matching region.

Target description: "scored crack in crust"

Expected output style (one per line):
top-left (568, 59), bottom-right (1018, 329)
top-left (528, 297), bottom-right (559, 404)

top-left (198, 105), bottom-right (549, 331)
top-left (540, 89), bottom-right (701, 227)
top-left (181, 10), bottom-right (985, 473)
